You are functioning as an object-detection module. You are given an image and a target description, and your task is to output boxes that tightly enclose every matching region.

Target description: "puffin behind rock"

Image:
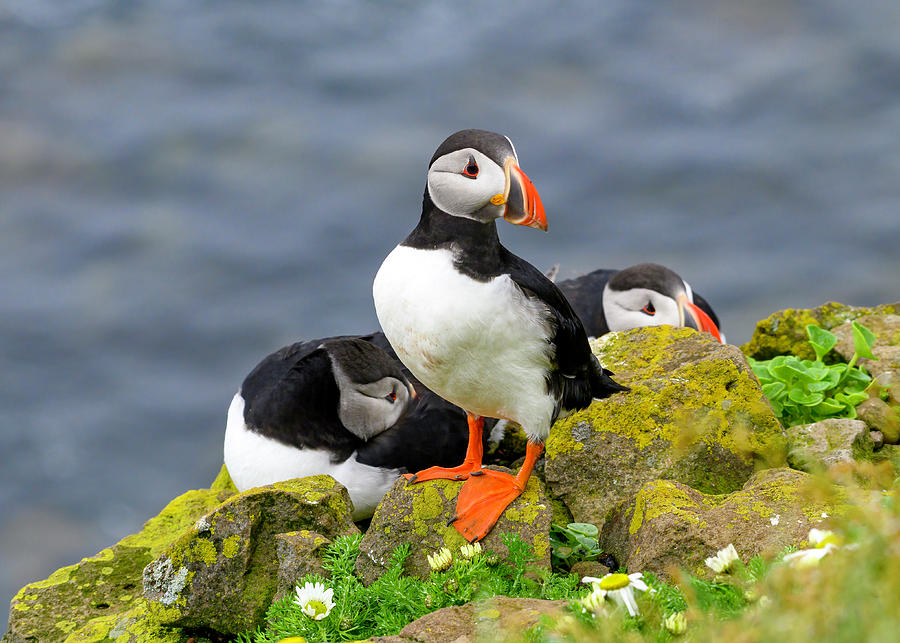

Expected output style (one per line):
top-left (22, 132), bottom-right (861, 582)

top-left (224, 336), bottom-right (418, 520)
top-left (224, 333), bottom-right (493, 520)
top-left (373, 129), bottom-right (628, 541)
top-left (556, 263), bottom-right (724, 342)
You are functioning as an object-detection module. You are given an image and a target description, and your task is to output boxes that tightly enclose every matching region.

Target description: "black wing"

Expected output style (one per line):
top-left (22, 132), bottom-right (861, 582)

top-left (239, 340), bottom-right (362, 461)
top-left (555, 268), bottom-right (619, 337)
top-left (502, 250), bottom-right (627, 420)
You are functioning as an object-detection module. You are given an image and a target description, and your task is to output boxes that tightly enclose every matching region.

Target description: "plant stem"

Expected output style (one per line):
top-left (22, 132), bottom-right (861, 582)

top-left (836, 353), bottom-right (859, 389)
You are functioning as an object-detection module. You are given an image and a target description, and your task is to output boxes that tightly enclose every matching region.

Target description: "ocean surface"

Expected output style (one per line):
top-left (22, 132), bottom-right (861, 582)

top-left (2, 0), bottom-right (899, 620)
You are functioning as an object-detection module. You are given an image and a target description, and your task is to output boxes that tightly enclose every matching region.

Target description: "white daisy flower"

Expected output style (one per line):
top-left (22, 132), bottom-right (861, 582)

top-left (808, 528), bottom-right (840, 548)
top-left (582, 573), bottom-right (648, 617)
top-left (427, 547), bottom-right (453, 572)
top-left (459, 542), bottom-right (482, 559)
top-left (580, 587), bottom-right (607, 614)
top-left (783, 542), bottom-right (837, 569)
top-left (782, 527), bottom-right (841, 569)
top-left (705, 543), bottom-right (740, 574)
top-left (664, 611), bottom-right (687, 635)
top-left (294, 581), bottom-right (335, 621)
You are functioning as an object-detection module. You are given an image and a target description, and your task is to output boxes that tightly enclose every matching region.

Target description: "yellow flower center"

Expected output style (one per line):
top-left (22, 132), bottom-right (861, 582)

top-left (815, 534), bottom-right (840, 548)
top-left (598, 573), bottom-right (631, 591)
top-left (305, 600), bottom-right (327, 617)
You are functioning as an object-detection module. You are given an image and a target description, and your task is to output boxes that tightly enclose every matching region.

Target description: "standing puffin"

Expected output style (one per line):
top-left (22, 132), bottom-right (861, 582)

top-left (373, 129), bottom-right (627, 541)
top-left (224, 337), bottom-right (416, 520)
top-left (224, 334), bottom-right (493, 520)
top-left (556, 263), bottom-right (724, 342)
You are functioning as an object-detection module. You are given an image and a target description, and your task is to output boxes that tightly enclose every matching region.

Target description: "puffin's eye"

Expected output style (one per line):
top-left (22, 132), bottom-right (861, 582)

top-left (385, 391), bottom-right (397, 403)
top-left (641, 302), bottom-right (656, 316)
top-left (462, 157), bottom-right (478, 178)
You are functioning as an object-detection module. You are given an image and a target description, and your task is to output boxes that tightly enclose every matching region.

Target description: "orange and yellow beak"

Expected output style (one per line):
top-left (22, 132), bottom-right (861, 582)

top-left (499, 158), bottom-right (547, 231)
top-left (677, 294), bottom-right (723, 343)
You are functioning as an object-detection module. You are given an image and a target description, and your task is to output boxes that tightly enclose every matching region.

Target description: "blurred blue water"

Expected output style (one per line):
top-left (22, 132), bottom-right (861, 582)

top-left (1, 0), bottom-right (899, 619)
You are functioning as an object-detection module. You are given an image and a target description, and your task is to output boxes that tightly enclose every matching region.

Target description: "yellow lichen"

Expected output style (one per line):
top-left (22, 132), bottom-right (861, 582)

top-left (222, 534), bottom-right (242, 559)
top-left (629, 480), bottom-right (706, 535)
top-left (189, 538), bottom-right (218, 566)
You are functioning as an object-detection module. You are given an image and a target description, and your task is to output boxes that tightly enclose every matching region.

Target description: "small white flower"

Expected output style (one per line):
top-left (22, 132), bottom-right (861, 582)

top-left (770, 514), bottom-right (780, 526)
top-left (782, 543), bottom-right (836, 569)
top-left (580, 588), bottom-right (607, 614)
top-left (427, 547), bottom-right (453, 572)
top-left (664, 611), bottom-right (687, 635)
top-left (808, 528), bottom-right (840, 548)
top-left (294, 581), bottom-right (335, 621)
top-left (582, 573), bottom-right (648, 617)
top-left (705, 543), bottom-right (740, 574)
top-left (459, 542), bottom-right (482, 559)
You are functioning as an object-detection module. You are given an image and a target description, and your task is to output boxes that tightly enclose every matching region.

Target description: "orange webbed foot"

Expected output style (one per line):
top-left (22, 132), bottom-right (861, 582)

top-left (402, 462), bottom-right (478, 484)
top-left (452, 469), bottom-right (525, 542)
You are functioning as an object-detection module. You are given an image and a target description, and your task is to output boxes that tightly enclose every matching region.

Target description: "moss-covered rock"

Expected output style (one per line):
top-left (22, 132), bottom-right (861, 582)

top-left (600, 468), bottom-right (847, 578)
top-left (397, 596), bottom-right (568, 643)
top-left (356, 471), bottom-right (551, 585)
top-left (742, 302), bottom-right (900, 361)
top-left (857, 398), bottom-right (900, 445)
top-left (786, 419), bottom-right (874, 472)
top-left (3, 466), bottom-right (236, 643)
top-left (831, 313), bottom-right (900, 379)
top-left (274, 530), bottom-right (333, 601)
top-left (544, 326), bottom-right (786, 529)
top-left (143, 475), bottom-right (359, 636)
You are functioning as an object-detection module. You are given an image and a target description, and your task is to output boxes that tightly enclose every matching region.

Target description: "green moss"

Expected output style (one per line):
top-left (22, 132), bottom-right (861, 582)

top-left (118, 487), bottom-right (232, 556)
top-left (6, 484), bottom-right (231, 643)
top-left (590, 325), bottom-right (694, 380)
top-left (56, 620), bottom-right (78, 634)
top-left (629, 480), bottom-right (705, 535)
top-left (210, 463), bottom-right (238, 491)
top-left (742, 302), bottom-right (900, 361)
top-left (64, 613), bottom-right (117, 642)
top-left (26, 563), bottom-right (77, 589)
top-left (549, 352), bottom-right (784, 475)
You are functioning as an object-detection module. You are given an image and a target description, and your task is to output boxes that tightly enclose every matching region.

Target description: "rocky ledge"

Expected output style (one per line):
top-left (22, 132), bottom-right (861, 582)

top-left (5, 302), bottom-right (900, 642)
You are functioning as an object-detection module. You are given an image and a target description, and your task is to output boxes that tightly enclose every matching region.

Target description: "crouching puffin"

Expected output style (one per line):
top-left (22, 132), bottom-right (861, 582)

top-left (373, 129), bottom-right (627, 541)
top-left (555, 263), bottom-right (724, 342)
top-left (224, 336), bottom-right (418, 520)
top-left (224, 333), bottom-right (493, 520)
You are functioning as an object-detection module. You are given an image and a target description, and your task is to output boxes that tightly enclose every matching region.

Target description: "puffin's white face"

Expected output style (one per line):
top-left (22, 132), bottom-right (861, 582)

top-left (601, 284), bottom-right (683, 332)
top-left (427, 147), bottom-right (508, 222)
top-left (333, 370), bottom-right (412, 441)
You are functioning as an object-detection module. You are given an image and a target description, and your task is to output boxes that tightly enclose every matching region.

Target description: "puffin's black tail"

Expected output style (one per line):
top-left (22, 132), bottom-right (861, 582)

top-left (589, 354), bottom-right (629, 400)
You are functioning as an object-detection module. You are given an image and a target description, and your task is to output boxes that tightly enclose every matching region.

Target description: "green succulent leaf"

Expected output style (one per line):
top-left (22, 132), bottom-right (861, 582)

top-left (788, 388), bottom-right (824, 406)
top-left (807, 380), bottom-right (834, 393)
top-left (567, 522), bottom-right (598, 537)
top-left (761, 381), bottom-right (787, 399)
top-left (806, 325), bottom-right (837, 362)
top-left (852, 321), bottom-right (877, 360)
top-left (813, 399), bottom-right (845, 415)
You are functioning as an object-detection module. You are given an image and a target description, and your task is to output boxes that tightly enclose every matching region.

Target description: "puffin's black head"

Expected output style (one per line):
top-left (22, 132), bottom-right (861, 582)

top-left (320, 339), bottom-right (416, 440)
top-left (603, 263), bottom-right (722, 341)
top-left (426, 129), bottom-right (546, 231)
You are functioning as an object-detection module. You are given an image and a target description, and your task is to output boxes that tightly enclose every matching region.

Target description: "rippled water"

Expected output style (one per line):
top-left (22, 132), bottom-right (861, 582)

top-left (2, 0), bottom-right (899, 618)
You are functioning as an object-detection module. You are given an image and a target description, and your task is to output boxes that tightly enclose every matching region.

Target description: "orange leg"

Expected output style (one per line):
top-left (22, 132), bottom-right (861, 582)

top-left (452, 440), bottom-right (544, 542)
top-left (403, 413), bottom-right (484, 484)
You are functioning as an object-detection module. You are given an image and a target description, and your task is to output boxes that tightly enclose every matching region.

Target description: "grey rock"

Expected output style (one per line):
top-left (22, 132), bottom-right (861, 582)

top-left (787, 418), bottom-right (874, 472)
